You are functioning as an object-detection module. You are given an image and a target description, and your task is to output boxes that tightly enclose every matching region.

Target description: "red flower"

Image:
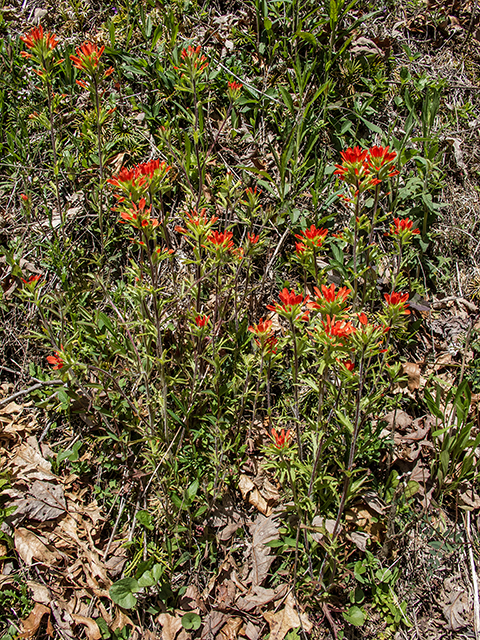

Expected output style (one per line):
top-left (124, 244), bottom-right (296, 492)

top-left (368, 145), bottom-right (396, 167)
top-left (294, 225), bottom-right (328, 249)
top-left (321, 315), bottom-right (356, 339)
top-left (266, 288), bottom-right (309, 316)
top-left (207, 230), bottom-right (234, 251)
top-left (384, 291), bottom-right (410, 314)
top-left (295, 242), bottom-right (306, 255)
top-left (269, 428), bottom-right (291, 449)
top-left (21, 26), bottom-right (58, 51)
top-left (21, 275), bottom-right (42, 285)
top-left (47, 352), bottom-right (64, 370)
top-left (70, 42), bottom-right (105, 72)
top-left (248, 317), bottom-right (273, 336)
top-left (334, 146), bottom-right (369, 179)
top-left (247, 232), bottom-right (259, 244)
top-left (228, 80), bottom-right (243, 100)
top-left (357, 312), bottom-right (368, 325)
top-left (107, 159), bottom-right (172, 200)
top-left (312, 283), bottom-right (350, 305)
top-left (338, 359), bottom-right (355, 371)
top-left (20, 193), bottom-right (29, 202)
top-left (389, 217), bottom-right (420, 236)
top-left (195, 315), bottom-right (209, 327)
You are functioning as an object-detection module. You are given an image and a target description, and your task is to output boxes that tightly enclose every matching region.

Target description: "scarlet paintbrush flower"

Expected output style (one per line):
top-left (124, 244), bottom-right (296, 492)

top-left (312, 284), bottom-right (350, 305)
top-left (21, 26), bottom-right (59, 53)
top-left (108, 159), bottom-right (172, 201)
top-left (308, 284), bottom-right (351, 317)
top-left (368, 145), bottom-right (397, 167)
top-left (47, 352), bottom-right (64, 370)
top-left (174, 45), bottom-right (208, 81)
top-left (295, 242), bottom-right (306, 255)
top-left (247, 232), bottom-right (259, 244)
top-left (337, 358), bottom-right (355, 371)
top-left (295, 225), bottom-right (328, 250)
top-left (270, 427), bottom-right (292, 449)
top-left (249, 317), bottom-right (273, 337)
top-left (388, 217), bottom-right (420, 237)
top-left (384, 291), bottom-right (410, 314)
top-left (207, 230), bottom-right (234, 251)
top-left (195, 315), bottom-right (209, 327)
top-left (267, 288), bottom-right (309, 318)
top-left (70, 42), bottom-right (105, 72)
top-left (242, 186), bottom-right (262, 209)
top-left (20, 193), bottom-right (29, 202)
top-left (321, 315), bottom-right (356, 339)
top-left (21, 275), bottom-right (42, 285)
top-left (228, 80), bottom-right (243, 100)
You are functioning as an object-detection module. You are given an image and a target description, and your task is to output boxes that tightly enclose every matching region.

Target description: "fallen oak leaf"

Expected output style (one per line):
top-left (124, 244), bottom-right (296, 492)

top-left (19, 603), bottom-right (52, 639)
top-left (71, 615), bottom-right (101, 640)
top-left (249, 512), bottom-right (280, 586)
top-left (157, 613), bottom-right (183, 640)
top-left (263, 593), bottom-right (312, 640)
top-left (15, 527), bottom-right (62, 566)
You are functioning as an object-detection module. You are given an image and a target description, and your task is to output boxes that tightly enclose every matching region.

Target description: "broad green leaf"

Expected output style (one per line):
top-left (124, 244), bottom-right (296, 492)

top-left (109, 578), bottom-right (139, 609)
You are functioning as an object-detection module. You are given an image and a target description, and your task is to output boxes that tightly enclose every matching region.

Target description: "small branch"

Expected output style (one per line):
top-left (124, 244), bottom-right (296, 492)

top-left (0, 380), bottom-right (64, 406)
top-left (466, 511), bottom-right (480, 640)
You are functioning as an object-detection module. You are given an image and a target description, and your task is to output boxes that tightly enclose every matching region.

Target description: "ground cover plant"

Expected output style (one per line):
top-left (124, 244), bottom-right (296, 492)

top-left (1, 0), bottom-right (480, 638)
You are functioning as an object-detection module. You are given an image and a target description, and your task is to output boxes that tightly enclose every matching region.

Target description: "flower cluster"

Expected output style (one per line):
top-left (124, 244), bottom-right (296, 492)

top-left (308, 284), bottom-right (351, 318)
top-left (47, 351), bottom-right (64, 370)
top-left (70, 42), bottom-right (114, 88)
top-left (295, 225), bottom-right (328, 255)
top-left (227, 80), bottom-right (243, 101)
top-left (248, 318), bottom-right (277, 353)
top-left (118, 197), bottom-right (159, 231)
top-left (385, 217), bottom-right (420, 242)
top-left (269, 428), bottom-right (292, 449)
top-left (20, 26), bottom-right (63, 79)
top-left (175, 208), bottom-right (219, 240)
top-left (267, 288), bottom-right (310, 323)
top-left (174, 45), bottom-right (209, 83)
top-left (108, 159), bottom-right (172, 204)
top-left (334, 145), bottom-right (398, 194)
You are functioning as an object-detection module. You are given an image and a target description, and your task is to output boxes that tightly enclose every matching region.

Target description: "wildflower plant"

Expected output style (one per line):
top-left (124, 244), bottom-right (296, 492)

top-left (7, 11), bottom-right (462, 633)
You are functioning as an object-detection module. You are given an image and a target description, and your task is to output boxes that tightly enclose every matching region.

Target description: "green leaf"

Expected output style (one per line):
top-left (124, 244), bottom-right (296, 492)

top-left (109, 578), bottom-right (140, 609)
top-left (343, 605), bottom-right (366, 626)
top-left (181, 612), bottom-right (202, 630)
top-left (186, 480), bottom-right (199, 501)
top-left (137, 510), bottom-right (154, 530)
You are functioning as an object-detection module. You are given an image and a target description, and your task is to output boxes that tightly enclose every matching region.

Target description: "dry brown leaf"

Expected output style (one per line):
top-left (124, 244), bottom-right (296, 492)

top-left (249, 513), bottom-right (280, 586)
top-left (238, 474), bottom-right (270, 515)
top-left (310, 516), bottom-right (338, 543)
top-left (15, 527), bottom-right (61, 566)
top-left (382, 410), bottom-right (413, 432)
top-left (244, 620), bottom-right (261, 640)
top-left (110, 609), bottom-right (135, 632)
top-left (200, 610), bottom-right (227, 638)
top-left (9, 438), bottom-right (56, 481)
top-left (458, 484), bottom-right (480, 509)
top-left (157, 613), bottom-right (183, 640)
top-left (442, 590), bottom-right (470, 630)
top-left (71, 615), bottom-right (101, 640)
top-left (2, 401), bottom-right (24, 415)
top-left (344, 508), bottom-right (385, 543)
top-left (7, 479), bottom-right (66, 522)
top-left (19, 603), bottom-right (51, 639)
top-left (219, 617), bottom-right (242, 639)
top-left (347, 531), bottom-right (370, 552)
top-left (178, 584), bottom-right (206, 612)
top-left (26, 581), bottom-right (51, 604)
top-left (402, 363), bottom-right (421, 391)
top-left (236, 584), bottom-right (288, 612)
top-left (263, 593), bottom-right (312, 640)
